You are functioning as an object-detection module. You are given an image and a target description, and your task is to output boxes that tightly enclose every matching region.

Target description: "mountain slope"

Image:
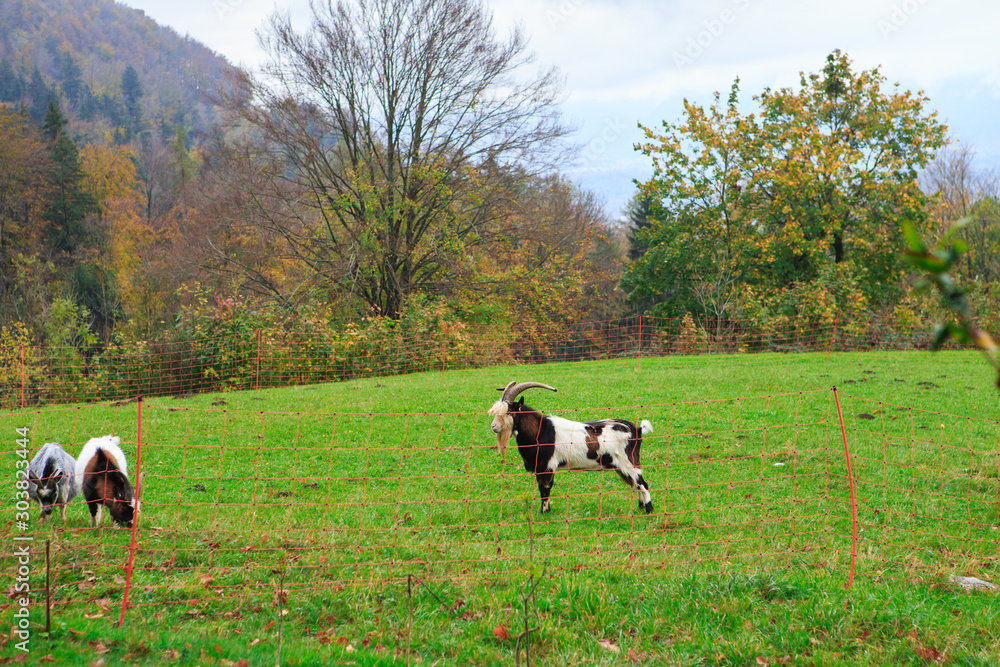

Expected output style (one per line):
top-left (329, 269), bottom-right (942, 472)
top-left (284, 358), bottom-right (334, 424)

top-left (0, 0), bottom-right (232, 138)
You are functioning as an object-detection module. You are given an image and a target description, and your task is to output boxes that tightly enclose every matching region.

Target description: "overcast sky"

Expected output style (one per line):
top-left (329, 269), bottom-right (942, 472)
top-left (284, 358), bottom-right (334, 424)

top-left (124, 0), bottom-right (1000, 216)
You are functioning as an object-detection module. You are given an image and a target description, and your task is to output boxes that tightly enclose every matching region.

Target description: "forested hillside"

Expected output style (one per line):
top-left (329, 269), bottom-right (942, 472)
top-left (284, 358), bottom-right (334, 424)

top-left (0, 0), bottom-right (230, 137)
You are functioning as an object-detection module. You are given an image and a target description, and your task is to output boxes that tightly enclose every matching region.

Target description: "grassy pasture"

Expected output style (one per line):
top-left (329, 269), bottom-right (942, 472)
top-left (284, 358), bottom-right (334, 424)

top-left (2, 350), bottom-right (998, 665)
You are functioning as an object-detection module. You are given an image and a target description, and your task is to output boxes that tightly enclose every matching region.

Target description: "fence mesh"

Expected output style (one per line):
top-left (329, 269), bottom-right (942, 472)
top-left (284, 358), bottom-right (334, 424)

top-left (4, 388), bottom-right (997, 626)
top-left (0, 315), bottom-right (955, 409)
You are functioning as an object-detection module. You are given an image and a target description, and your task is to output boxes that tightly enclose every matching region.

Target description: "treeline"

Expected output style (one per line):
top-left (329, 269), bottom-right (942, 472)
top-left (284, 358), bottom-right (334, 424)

top-left (2, 0), bottom-right (998, 371)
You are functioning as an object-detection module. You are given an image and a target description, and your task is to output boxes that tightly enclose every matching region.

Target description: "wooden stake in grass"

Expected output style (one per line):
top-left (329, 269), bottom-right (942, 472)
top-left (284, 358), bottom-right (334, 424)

top-left (275, 570), bottom-right (285, 667)
top-left (515, 499), bottom-right (544, 667)
top-left (406, 574), bottom-right (413, 667)
top-left (45, 539), bottom-right (51, 634)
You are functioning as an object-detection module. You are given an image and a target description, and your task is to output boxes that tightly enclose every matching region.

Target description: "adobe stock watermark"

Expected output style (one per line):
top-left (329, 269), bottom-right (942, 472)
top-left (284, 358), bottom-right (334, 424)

top-left (674, 0), bottom-right (752, 71)
top-left (877, 0), bottom-right (931, 40)
top-left (12, 426), bottom-right (33, 654)
top-left (580, 117), bottom-right (626, 166)
top-left (215, 0), bottom-right (248, 21)
top-left (545, 0), bottom-right (583, 29)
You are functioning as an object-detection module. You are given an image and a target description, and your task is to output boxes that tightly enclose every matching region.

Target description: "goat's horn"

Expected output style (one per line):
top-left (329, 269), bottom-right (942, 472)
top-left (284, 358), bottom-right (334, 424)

top-left (499, 381), bottom-right (557, 402)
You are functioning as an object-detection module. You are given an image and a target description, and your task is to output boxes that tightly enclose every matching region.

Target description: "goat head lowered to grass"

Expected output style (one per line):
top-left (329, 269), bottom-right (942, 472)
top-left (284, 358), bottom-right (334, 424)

top-left (488, 381), bottom-right (654, 514)
top-left (28, 443), bottom-right (78, 522)
top-left (74, 435), bottom-right (138, 527)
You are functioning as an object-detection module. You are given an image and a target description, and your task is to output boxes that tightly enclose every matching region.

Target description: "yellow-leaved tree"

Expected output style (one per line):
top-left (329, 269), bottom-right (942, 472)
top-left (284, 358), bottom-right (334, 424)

top-left (80, 137), bottom-right (157, 335)
top-left (623, 51), bottom-right (947, 330)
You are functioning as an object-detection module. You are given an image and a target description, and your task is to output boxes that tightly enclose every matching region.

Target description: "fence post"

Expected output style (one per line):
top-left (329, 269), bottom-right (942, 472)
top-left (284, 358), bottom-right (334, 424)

top-left (118, 396), bottom-right (144, 627)
top-left (636, 315), bottom-right (643, 372)
top-left (826, 312), bottom-right (840, 361)
top-left (20, 343), bottom-right (26, 409)
top-left (832, 386), bottom-right (858, 589)
top-left (255, 330), bottom-right (262, 391)
top-left (441, 323), bottom-right (449, 378)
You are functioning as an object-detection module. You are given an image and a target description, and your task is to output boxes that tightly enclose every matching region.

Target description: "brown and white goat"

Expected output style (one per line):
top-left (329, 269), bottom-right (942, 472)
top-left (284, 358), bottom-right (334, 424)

top-left (73, 435), bottom-right (137, 527)
top-left (489, 381), bottom-right (654, 514)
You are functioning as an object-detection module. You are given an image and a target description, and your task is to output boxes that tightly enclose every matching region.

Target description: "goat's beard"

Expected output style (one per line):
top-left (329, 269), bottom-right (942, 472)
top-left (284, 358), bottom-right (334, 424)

top-left (488, 402), bottom-right (514, 459)
top-left (496, 419), bottom-right (513, 457)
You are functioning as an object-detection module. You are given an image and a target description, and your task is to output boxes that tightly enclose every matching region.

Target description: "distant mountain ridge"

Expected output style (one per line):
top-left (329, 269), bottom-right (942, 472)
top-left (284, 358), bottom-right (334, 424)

top-left (0, 0), bottom-right (232, 139)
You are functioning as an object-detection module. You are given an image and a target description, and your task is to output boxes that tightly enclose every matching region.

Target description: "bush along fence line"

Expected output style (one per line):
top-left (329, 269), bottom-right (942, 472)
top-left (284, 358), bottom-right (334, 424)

top-left (2, 389), bottom-right (997, 626)
top-left (0, 314), bottom-right (960, 410)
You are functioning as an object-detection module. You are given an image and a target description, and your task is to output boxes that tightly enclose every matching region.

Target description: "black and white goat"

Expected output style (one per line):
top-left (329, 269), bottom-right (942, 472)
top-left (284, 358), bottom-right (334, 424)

top-left (489, 381), bottom-right (654, 514)
top-left (28, 443), bottom-right (78, 522)
top-left (74, 435), bottom-right (137, 527)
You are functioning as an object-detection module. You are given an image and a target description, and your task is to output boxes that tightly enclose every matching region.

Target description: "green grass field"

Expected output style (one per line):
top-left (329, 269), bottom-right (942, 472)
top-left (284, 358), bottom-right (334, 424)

top-left (2, 350), bottom-right (998, 665)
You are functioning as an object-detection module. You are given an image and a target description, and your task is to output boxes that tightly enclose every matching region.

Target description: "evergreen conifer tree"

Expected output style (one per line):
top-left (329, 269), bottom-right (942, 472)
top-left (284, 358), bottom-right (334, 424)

top-left (120, 65), bottom-right (144, 140)
top-left (625, 192), bottom-right (654, 261)
top-left (42, 101), bottom-right (97, 259)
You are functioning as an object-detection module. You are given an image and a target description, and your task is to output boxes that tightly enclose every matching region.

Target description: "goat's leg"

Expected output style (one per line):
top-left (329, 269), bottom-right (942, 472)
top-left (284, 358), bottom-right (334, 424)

top-left (635, 473), bottom-right (653, 514)
top-left (605, 454), bottom-right (653, 514)
top-left (535, 470), bottom-right (555, 513)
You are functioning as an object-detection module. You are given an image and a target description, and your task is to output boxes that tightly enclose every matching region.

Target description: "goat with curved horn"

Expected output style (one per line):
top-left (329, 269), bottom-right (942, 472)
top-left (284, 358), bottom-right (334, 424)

top-left (487, 380), bottom-right (653, 514)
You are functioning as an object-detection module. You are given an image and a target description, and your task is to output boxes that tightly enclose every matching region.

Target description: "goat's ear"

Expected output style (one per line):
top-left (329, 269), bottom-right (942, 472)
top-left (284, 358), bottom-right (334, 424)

top-left (517, 397), bottom-right (525, 407)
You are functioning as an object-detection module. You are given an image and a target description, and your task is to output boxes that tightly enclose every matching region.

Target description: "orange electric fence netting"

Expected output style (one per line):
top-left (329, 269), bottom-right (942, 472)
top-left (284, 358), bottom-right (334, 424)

top-left (3, 388), bottom-right (997, 626)
top-left (1, 315), bottom-right (945, 409)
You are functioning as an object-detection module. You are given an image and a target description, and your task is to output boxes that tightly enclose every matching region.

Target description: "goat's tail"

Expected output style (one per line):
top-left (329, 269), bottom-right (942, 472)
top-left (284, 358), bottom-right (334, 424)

top-left (639, 420), bottom-right (653, 435)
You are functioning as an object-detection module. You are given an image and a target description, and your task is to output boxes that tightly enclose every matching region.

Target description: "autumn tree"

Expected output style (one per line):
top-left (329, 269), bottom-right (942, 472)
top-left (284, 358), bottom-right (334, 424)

top-left (482, 174), bottom-right (622, 325)
top-left (0, 108), bottom-right (51, 322)
top-left (623, 51), bottom-right (947, 318)
top-left (216, 0), bottom-right (569, 318)
top-left (79, 139), bottom-right (159, 335)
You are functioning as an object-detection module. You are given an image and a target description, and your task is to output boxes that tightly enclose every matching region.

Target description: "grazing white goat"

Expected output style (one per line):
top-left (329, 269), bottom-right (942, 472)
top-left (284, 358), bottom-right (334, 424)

top-left (74, 435), bottom-right (137, 527)
top-left (28, 443), bottom-right (78, 522)
top-left (489, 381), bottom-right (654, 514)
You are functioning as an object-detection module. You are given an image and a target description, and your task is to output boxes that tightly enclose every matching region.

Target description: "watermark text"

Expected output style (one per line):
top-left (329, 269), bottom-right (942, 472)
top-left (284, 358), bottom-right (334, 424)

top-left (12, 426), bottom-right (32, 654)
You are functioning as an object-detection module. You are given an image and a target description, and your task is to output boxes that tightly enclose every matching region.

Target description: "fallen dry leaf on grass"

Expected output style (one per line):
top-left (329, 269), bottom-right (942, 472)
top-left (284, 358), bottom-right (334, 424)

top-left (88, 641), bottom-right (110, 654)
top-left (492, 624), bottom-right (510, 641)
top-left (598, 638), bottom-right (620, 653)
